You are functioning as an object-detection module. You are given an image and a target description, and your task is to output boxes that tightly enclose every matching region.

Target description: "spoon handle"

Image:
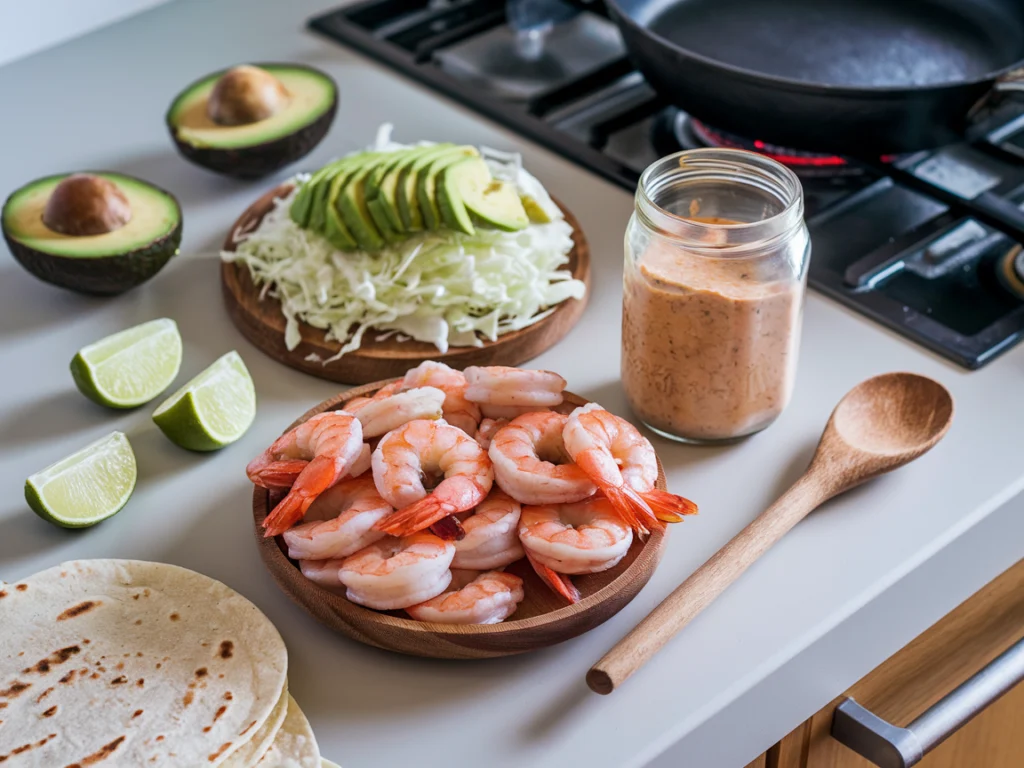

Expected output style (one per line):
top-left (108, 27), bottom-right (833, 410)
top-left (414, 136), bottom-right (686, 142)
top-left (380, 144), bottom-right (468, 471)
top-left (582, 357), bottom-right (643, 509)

top-left (587, 472), bottom-right (829, 694)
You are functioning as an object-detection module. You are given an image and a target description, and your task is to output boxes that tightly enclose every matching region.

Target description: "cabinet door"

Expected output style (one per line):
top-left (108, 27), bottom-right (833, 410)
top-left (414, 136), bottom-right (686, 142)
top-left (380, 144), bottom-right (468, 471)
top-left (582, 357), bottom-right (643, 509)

top-left (764, 558), bottom-right (1024, 768)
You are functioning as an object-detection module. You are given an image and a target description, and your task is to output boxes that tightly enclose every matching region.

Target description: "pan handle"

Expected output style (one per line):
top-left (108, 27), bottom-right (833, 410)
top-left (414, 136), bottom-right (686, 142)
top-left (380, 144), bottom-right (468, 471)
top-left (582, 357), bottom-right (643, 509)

top-left (968, 67), bottom-right (1024, 121)
top-left (992, 67), bottom-right (1024, 95)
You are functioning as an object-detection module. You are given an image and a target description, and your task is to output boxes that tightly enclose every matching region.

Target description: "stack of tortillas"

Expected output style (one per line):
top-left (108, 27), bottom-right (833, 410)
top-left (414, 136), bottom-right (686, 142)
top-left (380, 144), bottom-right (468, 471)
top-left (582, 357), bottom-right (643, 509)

top-left (0, 560), bottom-right (338, 767)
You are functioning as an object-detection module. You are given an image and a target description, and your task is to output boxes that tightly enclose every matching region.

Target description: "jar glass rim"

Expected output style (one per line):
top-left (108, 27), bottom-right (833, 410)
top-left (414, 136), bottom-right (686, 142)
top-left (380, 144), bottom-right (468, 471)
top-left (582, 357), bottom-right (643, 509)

top-left (636, 148), bottom-right (805, 250)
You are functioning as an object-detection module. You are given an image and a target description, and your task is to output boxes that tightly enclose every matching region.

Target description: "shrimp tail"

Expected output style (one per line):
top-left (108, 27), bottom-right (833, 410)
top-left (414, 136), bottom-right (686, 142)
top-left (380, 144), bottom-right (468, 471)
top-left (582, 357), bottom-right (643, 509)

top-left (642, 489), bottom-right (699, 524)
top-left (376, 495), bottom-right (457, 537)
top-left (249, 459), bottom-right (310, 489)
top-left (526, 553), bottom-right (580, 604)
top-left (262, 455), bottom-right (344, 537)
top-left (601, 484), bottom-right (664, 536)
top-left (429, 515), bottom-right (466, 541)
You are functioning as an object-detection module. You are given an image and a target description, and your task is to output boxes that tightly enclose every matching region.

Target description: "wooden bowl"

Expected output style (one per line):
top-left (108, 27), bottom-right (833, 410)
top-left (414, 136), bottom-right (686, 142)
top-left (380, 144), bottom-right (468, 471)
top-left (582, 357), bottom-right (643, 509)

top-left (222, 184), bottom-right (591, 384)
top-left (252, 383), bottom-right (668, 659)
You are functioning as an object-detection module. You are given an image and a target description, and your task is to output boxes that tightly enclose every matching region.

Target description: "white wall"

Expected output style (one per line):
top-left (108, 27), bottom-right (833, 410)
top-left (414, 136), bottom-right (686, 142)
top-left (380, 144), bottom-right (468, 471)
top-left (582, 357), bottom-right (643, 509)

top-left (0, 0), bottom-right (174, 68)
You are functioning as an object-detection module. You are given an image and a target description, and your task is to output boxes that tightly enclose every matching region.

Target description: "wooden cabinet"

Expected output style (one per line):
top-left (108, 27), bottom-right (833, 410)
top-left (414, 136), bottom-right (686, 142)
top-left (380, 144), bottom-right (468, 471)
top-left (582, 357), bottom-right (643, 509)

top-left (747, 558), bottom-right (1024, 768)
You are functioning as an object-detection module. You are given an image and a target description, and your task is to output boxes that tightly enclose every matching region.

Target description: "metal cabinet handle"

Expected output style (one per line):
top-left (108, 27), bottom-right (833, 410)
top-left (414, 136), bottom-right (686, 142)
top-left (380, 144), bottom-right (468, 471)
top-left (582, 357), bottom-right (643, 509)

top-left (830, 637), bottom-right (1024, 768)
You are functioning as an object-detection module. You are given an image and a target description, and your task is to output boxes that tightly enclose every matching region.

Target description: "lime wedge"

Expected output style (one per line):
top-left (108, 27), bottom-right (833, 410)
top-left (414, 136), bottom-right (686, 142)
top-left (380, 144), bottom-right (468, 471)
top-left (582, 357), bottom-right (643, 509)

top-left (152, 350), bottom-right (256, 451)
top-left (70, 318), bottom-right (182, 409)
top-left (25, 431), bottom-right (137, 528)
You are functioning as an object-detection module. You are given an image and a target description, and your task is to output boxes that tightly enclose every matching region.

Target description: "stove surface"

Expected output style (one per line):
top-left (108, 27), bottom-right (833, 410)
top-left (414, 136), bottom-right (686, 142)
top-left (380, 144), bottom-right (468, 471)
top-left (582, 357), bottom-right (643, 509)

top-left (310, 1), bottom-right (1024, 368)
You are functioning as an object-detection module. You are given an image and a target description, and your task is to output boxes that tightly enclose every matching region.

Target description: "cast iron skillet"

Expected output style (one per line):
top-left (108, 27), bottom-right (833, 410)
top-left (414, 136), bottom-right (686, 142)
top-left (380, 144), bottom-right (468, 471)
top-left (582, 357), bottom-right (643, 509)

top-left (606, 0), bottom-right (1024, 155)
top-left (603, 0), bottom-right (1024, 240)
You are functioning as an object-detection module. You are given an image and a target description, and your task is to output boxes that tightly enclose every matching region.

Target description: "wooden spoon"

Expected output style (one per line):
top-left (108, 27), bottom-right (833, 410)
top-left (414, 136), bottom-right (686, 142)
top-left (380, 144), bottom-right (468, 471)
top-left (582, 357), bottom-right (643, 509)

top-left (587, 372), bottom-right (954, 695)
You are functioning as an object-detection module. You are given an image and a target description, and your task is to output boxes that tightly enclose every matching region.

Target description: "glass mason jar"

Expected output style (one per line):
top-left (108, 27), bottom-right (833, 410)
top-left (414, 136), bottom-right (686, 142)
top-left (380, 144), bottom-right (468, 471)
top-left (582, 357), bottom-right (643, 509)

top-left (621, 149), bottom-right (810, 444)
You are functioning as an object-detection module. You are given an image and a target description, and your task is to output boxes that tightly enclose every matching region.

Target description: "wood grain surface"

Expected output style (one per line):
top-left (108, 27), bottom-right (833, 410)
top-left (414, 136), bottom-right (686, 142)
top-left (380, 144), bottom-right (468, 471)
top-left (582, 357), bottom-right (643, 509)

top-left (221, 184), bottom-right (591, 384)
top-left (252, 384), bottom-right (669, 659)
top-left (761, 557), bottom-right (1024, 768)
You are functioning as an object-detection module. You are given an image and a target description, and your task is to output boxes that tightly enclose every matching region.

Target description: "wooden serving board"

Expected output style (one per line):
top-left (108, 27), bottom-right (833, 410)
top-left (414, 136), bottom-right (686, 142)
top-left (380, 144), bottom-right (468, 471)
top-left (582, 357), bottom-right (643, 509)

top-left (221, 184), bottom-right (591, 384)
top-left (253, 384), bottom-right (668, 660)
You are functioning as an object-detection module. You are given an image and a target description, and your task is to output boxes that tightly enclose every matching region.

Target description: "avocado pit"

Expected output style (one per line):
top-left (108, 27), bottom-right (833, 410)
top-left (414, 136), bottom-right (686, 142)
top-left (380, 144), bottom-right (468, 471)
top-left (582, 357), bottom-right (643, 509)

top-left (42, 174), bottom-right (132, 237)
top-left (207, 65), bottom-right (290, 126)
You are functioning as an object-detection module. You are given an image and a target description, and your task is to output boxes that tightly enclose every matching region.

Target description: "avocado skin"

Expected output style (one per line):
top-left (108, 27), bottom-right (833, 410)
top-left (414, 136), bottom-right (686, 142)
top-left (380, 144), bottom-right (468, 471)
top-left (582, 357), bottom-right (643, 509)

top-left (167, 94), bottom-right (337, 180)
top-left (4, 219), bottom-right (182, 296)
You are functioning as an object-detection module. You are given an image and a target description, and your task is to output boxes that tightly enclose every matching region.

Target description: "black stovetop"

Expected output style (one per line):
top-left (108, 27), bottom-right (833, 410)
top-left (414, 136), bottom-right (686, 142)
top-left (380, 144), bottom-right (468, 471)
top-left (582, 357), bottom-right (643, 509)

top-left (309, 1), bottom-right (1024, 369)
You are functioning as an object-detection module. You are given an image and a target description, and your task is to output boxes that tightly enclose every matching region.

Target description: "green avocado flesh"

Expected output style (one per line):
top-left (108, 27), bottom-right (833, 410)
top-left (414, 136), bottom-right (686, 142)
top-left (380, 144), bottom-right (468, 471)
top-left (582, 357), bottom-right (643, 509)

top-left (168, 65), bottom-right (336, 149)
top-left (2, 173), bottom-right (180, 258)
top-left (287, 144), bottom-right (529, 252)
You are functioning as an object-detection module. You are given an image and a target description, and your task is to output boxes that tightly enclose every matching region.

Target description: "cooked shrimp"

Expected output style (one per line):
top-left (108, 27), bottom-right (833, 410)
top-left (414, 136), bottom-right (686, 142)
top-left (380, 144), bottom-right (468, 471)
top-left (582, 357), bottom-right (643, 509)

top-left (282, 476), bottom-right (393, 560)
top-left (248, 412), bottom-right (365, 537)
top-left (402, 361), bottom-right (482, 435)
top-left (563, 403), bottom-right (697, 533)
top-left (347, 443), bottom-right (372, 478)
top-left (519, 497), bottom-right (633, 575)
top-left (347, 386), bottom-right (445, 438)
top-left (299, 558), bottom-right (346, 590)
top-left (478, 403), bottom-right (552, 420)
top-left (338, 533), bottom-right (454, 610)
top-left (406, 569), bottom-right (524, 624)
top-left (451, 490), bottom-right (524, 570)
top-left (474, 417), bottom-right (508, 449)
top-left (464, 366), bottom-right (566, 407)
top-left (488, 411), bottom-right (597, 505)
top-left (371, 419), bottom-right (493, 536)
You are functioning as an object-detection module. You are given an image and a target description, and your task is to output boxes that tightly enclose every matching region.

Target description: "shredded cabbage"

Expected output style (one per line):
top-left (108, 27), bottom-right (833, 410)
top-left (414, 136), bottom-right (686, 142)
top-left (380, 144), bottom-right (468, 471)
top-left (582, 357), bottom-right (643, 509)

top-left (221, 142), bottom-right (585, 361)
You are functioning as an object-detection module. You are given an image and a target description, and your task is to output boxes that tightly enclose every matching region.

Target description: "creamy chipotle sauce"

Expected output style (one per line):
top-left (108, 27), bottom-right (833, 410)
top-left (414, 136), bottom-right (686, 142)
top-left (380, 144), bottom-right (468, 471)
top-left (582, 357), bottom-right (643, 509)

top-left (621, 234), bottom-right (803, 442)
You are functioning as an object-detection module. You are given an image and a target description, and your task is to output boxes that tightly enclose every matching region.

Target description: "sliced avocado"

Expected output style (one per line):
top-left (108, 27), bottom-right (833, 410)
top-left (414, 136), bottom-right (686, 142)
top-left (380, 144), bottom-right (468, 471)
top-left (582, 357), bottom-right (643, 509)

top-left (338, 158), bottom-right (389, 251)
top-left (322, 167), bottom-right (360, 251)
top-left (289, 166), bottom-right (330, 228)
top-left (399, 145), bottom-right (476, 232)
top-left (437, 161), bottom-right (477, 236)
top-left (442, 158), bottom-right (529, 232)
top-left (167, 63), bottom-right (338, 179)
top-left (308, 153), bottom-right (373, 234)
top-left (417, 147), bottom-right (480, 231)
top-left (521, 194), bottom-right (554, 224)
top-left (2, 172), bottom-right (182, 296)
top-left (375, 145), bottom-right (451, 231)
top-left (363, 149), bottom-right (411, 231)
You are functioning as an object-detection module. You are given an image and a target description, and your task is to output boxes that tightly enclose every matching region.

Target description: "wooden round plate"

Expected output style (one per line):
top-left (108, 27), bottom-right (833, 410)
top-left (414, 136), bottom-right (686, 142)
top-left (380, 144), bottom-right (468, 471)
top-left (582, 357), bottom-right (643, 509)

top-left (222, 184), bottom-right (591, 384)
top-left (252, 383), bottom-right (668, 659)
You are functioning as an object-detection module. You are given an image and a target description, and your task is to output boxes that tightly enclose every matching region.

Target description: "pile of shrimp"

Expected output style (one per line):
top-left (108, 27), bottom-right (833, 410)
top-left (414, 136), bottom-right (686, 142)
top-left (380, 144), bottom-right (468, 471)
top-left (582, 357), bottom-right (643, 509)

top-left (246, 361), bottom-right (697, 623)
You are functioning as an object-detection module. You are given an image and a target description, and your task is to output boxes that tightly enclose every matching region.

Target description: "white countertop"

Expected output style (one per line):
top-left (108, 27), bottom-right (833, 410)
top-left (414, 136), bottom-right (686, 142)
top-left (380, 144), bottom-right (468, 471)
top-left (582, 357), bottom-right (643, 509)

top-left (1, 2), bottom-right (1022, 766)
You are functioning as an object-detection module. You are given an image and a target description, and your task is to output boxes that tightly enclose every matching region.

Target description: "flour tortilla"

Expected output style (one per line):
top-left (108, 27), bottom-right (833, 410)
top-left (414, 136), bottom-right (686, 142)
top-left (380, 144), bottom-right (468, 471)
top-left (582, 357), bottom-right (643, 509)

top-left (258, 694), bottom-right (321, 767)
top-left (0, 560), bottom-right (288, 767)
top-left (222, 685), bottom-right (290, 767)
top-left (322, 761), bottom-right (342, 768)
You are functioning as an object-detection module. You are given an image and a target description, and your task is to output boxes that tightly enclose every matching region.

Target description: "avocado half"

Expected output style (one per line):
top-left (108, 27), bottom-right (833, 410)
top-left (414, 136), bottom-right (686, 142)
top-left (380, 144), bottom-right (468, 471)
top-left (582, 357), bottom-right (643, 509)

top-left (166, 63), bottom-right (337, 179)
top-left (2, 172), bottom-right (182, 296)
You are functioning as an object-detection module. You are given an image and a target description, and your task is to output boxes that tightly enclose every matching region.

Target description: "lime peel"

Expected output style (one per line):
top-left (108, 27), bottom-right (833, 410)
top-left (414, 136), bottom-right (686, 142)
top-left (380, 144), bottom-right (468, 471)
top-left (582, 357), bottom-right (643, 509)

top-left (153, 350), bottom-right (256, 451)
top-left (25, 431), bottom-right (137, 528)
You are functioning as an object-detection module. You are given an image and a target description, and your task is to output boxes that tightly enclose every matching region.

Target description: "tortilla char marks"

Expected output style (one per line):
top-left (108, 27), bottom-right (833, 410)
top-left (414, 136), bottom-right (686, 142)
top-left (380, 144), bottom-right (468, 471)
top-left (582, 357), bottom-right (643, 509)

top-left (218, 641), bottom-right (234, 660)
top-left (204, 703), bottom-right (230, 734)
top-left (136, 679), bottom-right (145, 688)
top-left (42, 706), bottom-right (58, 718)
top-left (110, 676), bottom-right (127, 686)
top-left (0, 681), bottom-right (31, 699)
top-left (207, 742), bottom-right (233, 762)
top-left (239, 719), bottom-right (256, 736)
top-left (169, 613), bottom-right (180, 622)
top-left (15, 585), bottom-right (26, 592)
top-left (0, 733), bottom-right (57, 762)
top-left (36, 687), bottom-right (55, 703)
top-left (132, 709), bottom-right (143, 719)
top-left (0, 591), bottom-right (7, 599)
top-left (57, 601), bottom-right (102, 621)
top-left (23, 645), bottom-right (82, 675)
top-left (183, 690), bottom-right (194, 708)
top-left (63, 734), bottom-right (126, 767)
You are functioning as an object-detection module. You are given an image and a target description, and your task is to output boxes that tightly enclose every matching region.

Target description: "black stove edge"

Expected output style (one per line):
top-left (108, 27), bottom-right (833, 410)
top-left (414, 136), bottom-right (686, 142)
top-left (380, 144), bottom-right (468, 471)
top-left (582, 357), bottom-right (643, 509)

top-left (308, 7), bottom-right (640, 191)
top-left (811, 268), bottom-right (1024, 370)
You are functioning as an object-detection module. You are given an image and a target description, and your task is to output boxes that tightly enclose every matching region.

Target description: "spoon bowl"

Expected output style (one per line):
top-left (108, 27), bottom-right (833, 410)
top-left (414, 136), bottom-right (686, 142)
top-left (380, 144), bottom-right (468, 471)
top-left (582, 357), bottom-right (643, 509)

top-left (828, 372), bottom-right (955, 457)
